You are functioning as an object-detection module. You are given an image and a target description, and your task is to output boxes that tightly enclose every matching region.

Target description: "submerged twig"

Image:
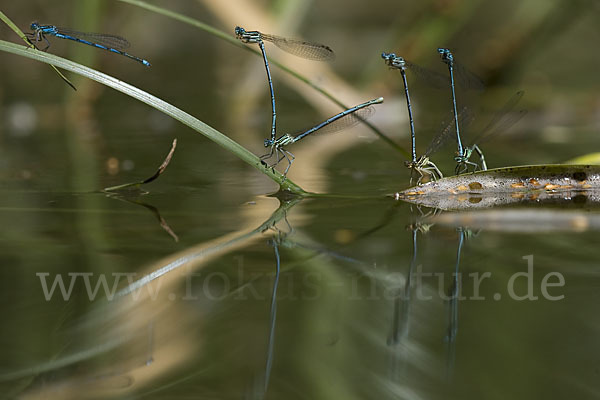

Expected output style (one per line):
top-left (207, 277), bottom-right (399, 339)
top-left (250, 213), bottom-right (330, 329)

top-left (104, 139), bottom-right (178, 192)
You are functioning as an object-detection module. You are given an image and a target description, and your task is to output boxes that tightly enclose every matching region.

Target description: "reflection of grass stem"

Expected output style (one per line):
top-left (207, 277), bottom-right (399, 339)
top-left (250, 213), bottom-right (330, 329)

top-left (117, 195), bottom-right (303, 297)
top-left (0, 196), bottom-right (301, 383)
top-left (104, 192), bottom-right (180, 242)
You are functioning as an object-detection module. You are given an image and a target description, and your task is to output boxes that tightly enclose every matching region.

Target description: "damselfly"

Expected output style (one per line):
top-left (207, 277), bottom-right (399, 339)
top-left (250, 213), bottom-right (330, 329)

top-left (381, 52), bottom-right (419, 164)
top-left (454, 91), bottom-right (527, 174)
top-left (437, 48), bottom-right (484, 161)
top-left (235, 26), bottom-right (334, 144)
top-left (262, 97), bottom-right (383, 176)
top-left (406, 107), bottom-right (474, 184)
top-left (27, 22), bottom-right (151, 67)
top-left (382, 52), bottom-right (446, 183)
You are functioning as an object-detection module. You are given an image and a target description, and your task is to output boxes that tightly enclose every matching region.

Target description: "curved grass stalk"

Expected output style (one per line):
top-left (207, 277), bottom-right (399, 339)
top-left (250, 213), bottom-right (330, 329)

top-left (116, 0), bottom-right (408, 157)
top-left (0, 39), bottom-right (306, 194)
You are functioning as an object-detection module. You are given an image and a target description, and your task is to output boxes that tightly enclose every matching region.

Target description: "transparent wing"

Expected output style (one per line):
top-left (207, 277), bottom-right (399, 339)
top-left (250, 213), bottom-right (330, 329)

top-left (261, 33), bottom-right (335, 61)
top-left (404, 60), bottom-right (450, 89)
top-left (55, 27), bottom-right (131, 50)
top-left (424, 107), bottom-right (474, 156)
top-left (470, 91), bottom-right (526, 145)
top-left (292, 106), bottom-right (375, 142)
top-left (453, 61), bottom-right (486, 91)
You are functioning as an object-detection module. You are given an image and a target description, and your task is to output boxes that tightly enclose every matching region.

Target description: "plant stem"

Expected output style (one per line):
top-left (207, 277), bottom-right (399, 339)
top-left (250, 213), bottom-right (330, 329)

top-left (0, 40), bottom-right (305, 193)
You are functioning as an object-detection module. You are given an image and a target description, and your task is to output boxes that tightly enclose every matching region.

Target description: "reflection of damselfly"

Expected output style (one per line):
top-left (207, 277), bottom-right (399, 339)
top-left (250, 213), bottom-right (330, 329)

top-left (27, 22), bottom-right (151, 66)
top-left (261, 235), bottom-right (282, 395)
top-left (261, 97), bottom-right (383, 176)
top-left (388, 207), bottom-right (441, 346)
top-left (235, 26), bottom-right (334, 147)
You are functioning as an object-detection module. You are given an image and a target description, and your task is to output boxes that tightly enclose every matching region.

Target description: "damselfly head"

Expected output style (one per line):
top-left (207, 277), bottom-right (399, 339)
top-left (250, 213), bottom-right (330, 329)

top-left (404, 160), bottom-right (413, 168)
top-left (234, 26), bottom-right (245, 38)
top-left (437, 48), bottom-right (453, 63)
top-left (382, 52), bottom-right (406, 70)
top-left (30, 21), bottom-right (40, 30)
top-left (381, 52), bottom-right (394, 61)
top-left (264, 138), bottom-right (273, 147)
top-left (235, 26), bottom-right (261, 43)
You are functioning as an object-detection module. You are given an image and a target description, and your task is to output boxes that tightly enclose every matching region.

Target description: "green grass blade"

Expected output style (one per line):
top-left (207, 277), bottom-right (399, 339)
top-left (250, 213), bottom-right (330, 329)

top-left (0, 39), bottom-right (305, 193)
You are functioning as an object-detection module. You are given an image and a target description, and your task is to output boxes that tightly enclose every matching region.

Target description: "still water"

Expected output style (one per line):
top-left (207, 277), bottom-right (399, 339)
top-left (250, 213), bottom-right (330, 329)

top-left (1, 125), bottom-right (599, 399)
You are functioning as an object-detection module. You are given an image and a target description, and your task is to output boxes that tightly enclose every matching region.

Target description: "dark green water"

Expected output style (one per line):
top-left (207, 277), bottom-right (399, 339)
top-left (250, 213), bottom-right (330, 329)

top-left (1, 0), bottom-right (600, 399)
top-left (2, 181), bottom-right (599, 399)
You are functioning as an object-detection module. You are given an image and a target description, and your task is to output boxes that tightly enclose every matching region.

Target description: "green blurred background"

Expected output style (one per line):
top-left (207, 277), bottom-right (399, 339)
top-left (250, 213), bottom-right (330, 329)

top-left (1, 1), bottom-right (599, 399)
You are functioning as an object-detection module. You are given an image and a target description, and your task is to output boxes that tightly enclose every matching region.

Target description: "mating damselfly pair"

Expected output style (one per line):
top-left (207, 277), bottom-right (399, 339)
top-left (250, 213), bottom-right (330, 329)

top-left (235, 25), bottom-right (526, 181)
top-left (382, 50), bottom-right (527, 185)
top-left (235, 26), bottom-right (383, 177)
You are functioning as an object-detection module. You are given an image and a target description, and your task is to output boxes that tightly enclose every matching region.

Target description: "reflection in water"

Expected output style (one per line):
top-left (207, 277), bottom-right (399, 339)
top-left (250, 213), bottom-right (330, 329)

top-left (386, 208), bottom-right (474, 382)
top-left (245, 230), bottom-right (284, 400)
top-left (388, 227), bottom-right (416, 347)
top-left (430, 208), bottom-right (600, 233)
top-left (105, 192), bottom-right (179, 242)
top-left (386, 223), bottom-right (417, 380)
top-left (262, 233), bottom-right (282, 397)
top-left (444, 228), bottom-right (464, 376)
top-left (255, 216), bottom-right (365, 398)
top-left (6, 196), bottom-right (301, 398)
top-left (5, 190), bottom-right (600, 399)
top-left (388, 208), bottom-right (438, 349)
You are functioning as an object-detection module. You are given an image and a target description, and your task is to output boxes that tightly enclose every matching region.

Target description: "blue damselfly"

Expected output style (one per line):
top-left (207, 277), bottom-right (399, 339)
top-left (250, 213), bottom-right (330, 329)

top-left (235, 26), bottom-right (334, 144)
top-left (262, 97), bottom-right (383, 176)
top-left (28, 22), bottom-right (151, 67)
